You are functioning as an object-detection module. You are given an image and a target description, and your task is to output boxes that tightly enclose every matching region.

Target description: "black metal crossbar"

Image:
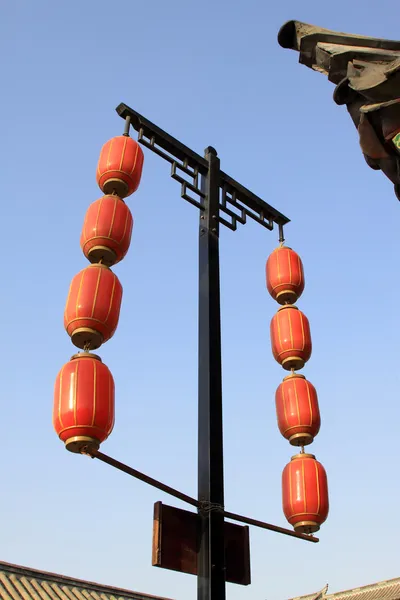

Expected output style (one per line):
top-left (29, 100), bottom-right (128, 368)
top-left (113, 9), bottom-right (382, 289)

top-left (116, 103), bottom-right (290, 232)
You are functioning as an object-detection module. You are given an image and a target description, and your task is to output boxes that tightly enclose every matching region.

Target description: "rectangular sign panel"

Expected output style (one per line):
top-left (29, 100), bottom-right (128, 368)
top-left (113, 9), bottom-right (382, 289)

top-left (152, 502), bottom-right (251, 586)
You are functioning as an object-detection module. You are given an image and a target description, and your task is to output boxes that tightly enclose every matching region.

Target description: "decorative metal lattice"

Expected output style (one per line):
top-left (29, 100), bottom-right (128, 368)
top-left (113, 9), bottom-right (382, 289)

top-left (117, 103), bottom-right (289, 233)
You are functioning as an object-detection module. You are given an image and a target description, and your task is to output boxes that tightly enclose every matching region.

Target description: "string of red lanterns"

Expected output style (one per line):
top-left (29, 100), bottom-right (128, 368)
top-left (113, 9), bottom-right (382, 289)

top-left (266, 244), bottom-right (329, 534)
top-left (52, 124), bottom-right (327, 536)
top-left (53, 133), bottom-right (144, 454)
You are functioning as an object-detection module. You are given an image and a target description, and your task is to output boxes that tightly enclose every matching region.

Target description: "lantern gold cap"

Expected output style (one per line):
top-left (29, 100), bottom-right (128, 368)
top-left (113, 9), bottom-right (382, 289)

top-left (283, 372), bottom-right (306, 381)
top-left (87, 245), bottom-right (117, 267)
top-left (277, 303), bottom-right (298, 312)
top-left (272, 245), bottom-right (293, 251)
top-left (276, 289), bottom-right (299, 305)
top-left (65, 436), bottom-right (100, 454)
top-left (294, 520), bottom-right (320, 534)
top-left (101, 193), bottom-right (125, 202)
top-left (291, 452), bottom-right (316, 460)
top-left (289, 432), bottom-right (314, 446)
top-left (70, 352), bottom-right (102, 362)
top-left (70, 327), bottom-right (104, 350)
top-left (281, 355), bottom-right (305, 371)
top-left (87, 262), bottom-right (110, 270)
top-left (102, 178), bottom-right (129, 198)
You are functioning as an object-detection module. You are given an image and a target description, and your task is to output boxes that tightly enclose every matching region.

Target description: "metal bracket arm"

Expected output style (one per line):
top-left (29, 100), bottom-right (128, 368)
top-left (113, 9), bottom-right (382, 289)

top-left (86, 449), bottom-right (318, 544)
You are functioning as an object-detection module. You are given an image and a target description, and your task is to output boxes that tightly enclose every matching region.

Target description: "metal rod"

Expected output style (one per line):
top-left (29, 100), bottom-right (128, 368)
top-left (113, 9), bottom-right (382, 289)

top-left (123, 115), bottom-right (131, 136)
top-left (223, 511), bottom-right (319, 543)
top-left (88, 449), bottom-right (198, 508)
top-left (279, 223), bottom-right (285, 244)
top-left (197, 147), bottom-right (226, 600)
top-left (86, 449), bottom-right (318, 542)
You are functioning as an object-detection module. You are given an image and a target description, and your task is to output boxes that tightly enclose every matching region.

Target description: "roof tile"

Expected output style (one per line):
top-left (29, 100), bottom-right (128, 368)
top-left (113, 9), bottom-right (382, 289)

top-left (0, 562), bottom-right (173, 600)
top-left (289, 578), bottom-right (400, 600)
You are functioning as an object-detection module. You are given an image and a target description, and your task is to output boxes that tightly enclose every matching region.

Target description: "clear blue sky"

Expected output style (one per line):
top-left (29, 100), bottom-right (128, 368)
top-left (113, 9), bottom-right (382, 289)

top-left (2, 2), bottom-right (400, 600)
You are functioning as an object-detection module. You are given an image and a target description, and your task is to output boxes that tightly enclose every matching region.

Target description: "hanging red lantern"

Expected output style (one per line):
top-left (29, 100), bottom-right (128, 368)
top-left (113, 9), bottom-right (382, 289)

top-left (96, 135), bottom-right (144, 198)
top-left (80, 195), bottom-right (133, 266)
top-left (275, 373), bottom-right (320, 446)
top-left (282, 453), bottom-right (329, 533)
top-left (53, 352), bottom-right (115, 453)
top-left (64, 263), bottom-right (123, 350)
top-left (266, 246), bottom-right (305, 305)
top-left (270, 305), bottom-right (312, 370)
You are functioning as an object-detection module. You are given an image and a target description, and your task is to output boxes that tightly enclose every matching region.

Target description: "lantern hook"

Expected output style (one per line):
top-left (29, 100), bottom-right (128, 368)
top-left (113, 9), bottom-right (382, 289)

top-left (80, 445), bottom-right (95, 459)
top-left (123, 115), bottom-right (131, 137)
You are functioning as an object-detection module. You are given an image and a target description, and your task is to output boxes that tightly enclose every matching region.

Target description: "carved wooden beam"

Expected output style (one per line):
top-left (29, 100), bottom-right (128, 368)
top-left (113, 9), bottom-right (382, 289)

top-left (278, 20), bottom-right (400, 200)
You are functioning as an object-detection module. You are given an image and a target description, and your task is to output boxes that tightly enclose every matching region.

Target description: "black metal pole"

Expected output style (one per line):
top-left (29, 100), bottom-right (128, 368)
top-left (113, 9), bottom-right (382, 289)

top-left (197, 147), bottom-right (226, 600)
top-left (106, 104), bottom-right (317, 595)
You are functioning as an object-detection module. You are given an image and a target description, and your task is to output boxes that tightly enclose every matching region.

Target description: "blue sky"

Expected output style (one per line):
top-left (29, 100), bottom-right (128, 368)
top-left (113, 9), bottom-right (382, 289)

top-left (2, 1), bottom-right (400, 599)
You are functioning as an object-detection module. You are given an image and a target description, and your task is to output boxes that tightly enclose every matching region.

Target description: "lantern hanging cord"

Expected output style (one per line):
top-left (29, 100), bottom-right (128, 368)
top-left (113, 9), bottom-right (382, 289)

top-left (84, 448), bottom-right (318, 542)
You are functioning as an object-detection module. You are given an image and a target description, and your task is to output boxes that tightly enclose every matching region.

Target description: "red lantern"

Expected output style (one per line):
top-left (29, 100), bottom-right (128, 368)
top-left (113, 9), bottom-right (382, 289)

top-left (64, 264), bottom-right (123, 350)
top-left (53, 352), bottom-right (115, 453)
top-left (80, 195), bottom-right (133, 266)
top-left (270, 305), bottom-right (312, 370)
top-left (266, 246), bottom-right (305, 305)
top-left (96, 135), bottom-right (144, 198)
top-left (275, 373), bottom-right (320, 446)
top-left (282, 453), bottom-right (329, 533)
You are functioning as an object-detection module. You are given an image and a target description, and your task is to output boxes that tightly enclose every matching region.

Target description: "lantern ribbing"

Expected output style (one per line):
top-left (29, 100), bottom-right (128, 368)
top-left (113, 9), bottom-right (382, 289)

top-left (80, 194), bottom-right (134, 267)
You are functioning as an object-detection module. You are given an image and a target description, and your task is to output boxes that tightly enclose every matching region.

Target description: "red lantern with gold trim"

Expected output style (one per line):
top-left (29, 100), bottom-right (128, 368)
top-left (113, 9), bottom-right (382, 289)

top-left (80, 195), bottom-right (133, 266)
top-left (270, 305), bottom-right (312, 370)
top-left (53, 352), bottom-right (115, 453)
top-left (96, 135), bottom-right (144, 198)
top-left (275, 373), bottom-right (320, 446)
top-left (64, 264), bottom-right (123, 350)
top-left (282, 453), bottom-right (329, 533)
top-left (266, 246), bottom-right (305, 305)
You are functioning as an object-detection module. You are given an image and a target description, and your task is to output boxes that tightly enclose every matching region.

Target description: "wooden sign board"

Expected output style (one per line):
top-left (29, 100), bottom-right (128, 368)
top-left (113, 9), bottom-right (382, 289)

top-left (152, 502), bottom-right (251, 586)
